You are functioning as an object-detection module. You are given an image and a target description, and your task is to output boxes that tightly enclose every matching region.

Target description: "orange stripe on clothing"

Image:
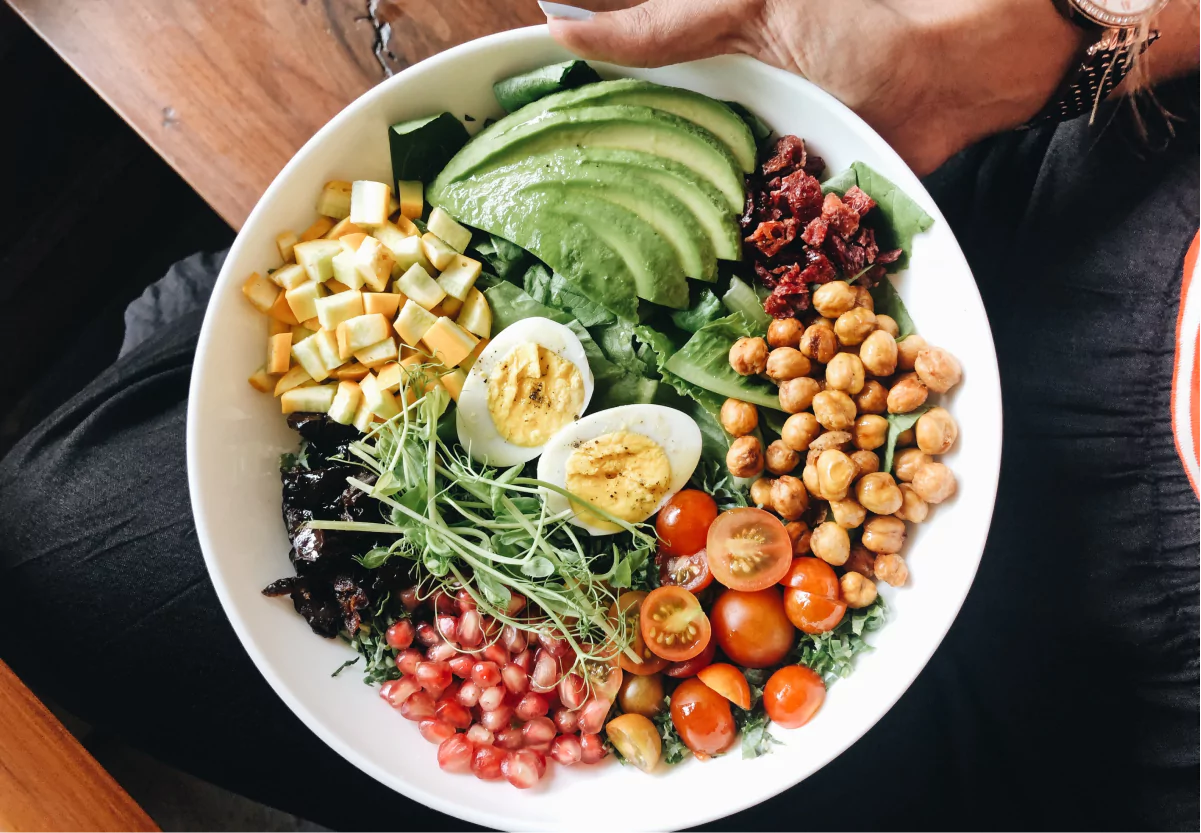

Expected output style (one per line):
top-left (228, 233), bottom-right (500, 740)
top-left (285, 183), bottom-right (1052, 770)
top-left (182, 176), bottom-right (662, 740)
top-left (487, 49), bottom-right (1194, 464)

top-left (1170, 231), bottom-right (1200, 498)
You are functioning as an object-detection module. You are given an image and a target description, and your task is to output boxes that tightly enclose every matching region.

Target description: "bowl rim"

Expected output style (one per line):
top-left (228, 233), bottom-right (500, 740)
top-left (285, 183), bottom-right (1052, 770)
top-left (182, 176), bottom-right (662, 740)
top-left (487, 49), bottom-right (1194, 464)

top-left (187, 24), bottom-right (1003, 830)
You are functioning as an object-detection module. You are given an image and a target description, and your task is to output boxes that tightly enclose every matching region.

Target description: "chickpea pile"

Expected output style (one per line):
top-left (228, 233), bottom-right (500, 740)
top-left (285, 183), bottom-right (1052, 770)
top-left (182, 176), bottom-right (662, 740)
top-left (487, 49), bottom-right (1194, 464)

top-left (724, 282), bottom-right (963, 606)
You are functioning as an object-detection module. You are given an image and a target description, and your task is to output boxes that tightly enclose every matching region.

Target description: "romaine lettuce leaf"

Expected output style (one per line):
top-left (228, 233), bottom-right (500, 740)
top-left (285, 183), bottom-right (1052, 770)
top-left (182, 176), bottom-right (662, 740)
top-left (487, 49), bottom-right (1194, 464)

top-left (721, 276), bottom-right (771, 331)
top-left (664, 314), bottom-right (783, 410)
top-left (472, 234), bottom-right (530, 281)
top-left (523, 264), bottom-right (617, 328)
top-left (670, 288), bottom-right (724, 333)
top-left (881, 405), bottom-right (930, 475)
top-left (869, 277), bottom-right (916, 341)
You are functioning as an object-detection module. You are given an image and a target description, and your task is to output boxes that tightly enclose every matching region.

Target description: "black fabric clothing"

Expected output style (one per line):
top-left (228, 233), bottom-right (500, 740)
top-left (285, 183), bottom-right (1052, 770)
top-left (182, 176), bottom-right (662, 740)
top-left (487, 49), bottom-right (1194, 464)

top-left (1, 78), bottom-right (1197, 831)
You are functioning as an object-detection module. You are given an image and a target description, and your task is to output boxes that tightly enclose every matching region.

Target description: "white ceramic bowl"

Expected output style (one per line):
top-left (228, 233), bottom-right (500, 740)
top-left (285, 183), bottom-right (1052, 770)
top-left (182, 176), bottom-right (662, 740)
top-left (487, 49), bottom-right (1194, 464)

top-left (187, 25), bottom-right (1002, 831)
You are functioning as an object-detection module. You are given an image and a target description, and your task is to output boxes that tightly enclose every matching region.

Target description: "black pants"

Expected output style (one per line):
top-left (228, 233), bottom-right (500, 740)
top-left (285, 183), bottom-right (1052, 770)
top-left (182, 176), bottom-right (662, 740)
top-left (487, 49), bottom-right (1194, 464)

top-left (2, 81), bottom-right (1197, 831)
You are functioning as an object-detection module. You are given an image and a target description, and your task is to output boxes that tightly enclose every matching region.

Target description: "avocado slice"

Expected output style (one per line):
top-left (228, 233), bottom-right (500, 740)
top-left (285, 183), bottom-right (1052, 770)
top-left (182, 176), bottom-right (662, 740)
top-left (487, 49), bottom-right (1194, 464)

top-left (430, 104), bottom-right (745, 213)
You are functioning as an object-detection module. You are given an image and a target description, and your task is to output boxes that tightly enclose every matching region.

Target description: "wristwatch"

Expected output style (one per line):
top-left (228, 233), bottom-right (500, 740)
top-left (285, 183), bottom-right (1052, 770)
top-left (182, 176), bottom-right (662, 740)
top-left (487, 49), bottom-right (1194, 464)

top-left (1025, 0), bottom-right (1170, 126)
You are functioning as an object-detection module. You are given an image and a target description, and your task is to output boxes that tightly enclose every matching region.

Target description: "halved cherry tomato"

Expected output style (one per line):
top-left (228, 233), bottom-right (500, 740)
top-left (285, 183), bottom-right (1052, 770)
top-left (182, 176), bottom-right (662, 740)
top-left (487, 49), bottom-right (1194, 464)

top-left (663, 637), bottom-right (716, 678)
top-left (579, 643), bottom-right (623, 703)
top-left (609, 591), bottom-right (667, 676)
top-left (640, 586), bottom-right (711, 662)
top-left (656, 490), bottom-right (718, 557)
top-left (779, 557), bottom-right (847, 634)
top-left (696, 663), bottom-right (751, 709)
top-left (710, 587), bottom-right (795, 668)
top-left (605, 713), bottom-right (662, 772)
top-left (706, 507), bottom-right (794, 591)
top-left (763, 665), bottom-right (826, 729)
top-left (657, 549), bottom-right (713, 593)
top-left (670, 677), bottom-right (737, 759)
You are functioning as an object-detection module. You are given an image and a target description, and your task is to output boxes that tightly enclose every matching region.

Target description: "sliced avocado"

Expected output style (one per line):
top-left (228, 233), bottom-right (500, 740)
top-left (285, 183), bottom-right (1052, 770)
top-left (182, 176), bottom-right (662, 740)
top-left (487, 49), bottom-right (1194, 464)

top-left (431, 104), bottom-right (745, 213)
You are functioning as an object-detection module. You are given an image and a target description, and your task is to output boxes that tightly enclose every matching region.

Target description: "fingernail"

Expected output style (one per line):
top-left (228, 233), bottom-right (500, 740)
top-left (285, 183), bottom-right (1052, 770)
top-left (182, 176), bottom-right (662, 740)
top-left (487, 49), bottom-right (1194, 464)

top-left (538, 1), bottom-right (595, 21)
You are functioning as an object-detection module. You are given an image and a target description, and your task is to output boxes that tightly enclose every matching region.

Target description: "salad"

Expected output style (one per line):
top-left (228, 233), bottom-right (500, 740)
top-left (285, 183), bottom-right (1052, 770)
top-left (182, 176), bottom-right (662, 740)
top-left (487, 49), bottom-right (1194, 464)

top-left (242, 61), bottom-right (963, 789)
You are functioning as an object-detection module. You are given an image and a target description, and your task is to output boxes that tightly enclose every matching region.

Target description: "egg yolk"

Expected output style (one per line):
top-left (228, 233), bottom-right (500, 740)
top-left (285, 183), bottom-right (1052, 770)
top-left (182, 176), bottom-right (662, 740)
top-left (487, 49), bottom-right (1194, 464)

top-left (565, 431), bottom-right (671, 531)
top-left (485, 342), bottom-right (586, 448)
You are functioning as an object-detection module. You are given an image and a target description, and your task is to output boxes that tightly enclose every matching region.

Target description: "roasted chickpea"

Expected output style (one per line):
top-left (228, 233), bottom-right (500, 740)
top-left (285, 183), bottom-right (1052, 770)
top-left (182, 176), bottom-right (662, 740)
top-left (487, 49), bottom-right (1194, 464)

top-left (874, 553), bottom-right (909, 587)
top-left (778, 377), bottom-right (822, 414)
top-left (854, 380), bottom-right (888, 414)
top-left (887, 373), bottom-right (928, 414)
top-left (825, 352), bottom-right (865, 394)
top-left (770, 475), bottom-right (810, 521)
top-left (809, 430), bottom-right (852, 452)
top-left (914, 346), bottom-right (963, 393)
top-left (802, 463), bottom-right (821, 499)
top-left (840, 571), bottom-right (878, 608)
top-left (812, 390), bottom-right (857, 431)
top-left (720, 398), bottom-right (759, 437)
top-left (850, 450), bottom-right (880, 479)
top-left (896, 334), bottom-right (927, 371)
top-left (894, 483), bottom-right (929, 523)
top-left (729, 336), bottom-right (768, 376)
top-left (766, 347), bottom-right (812, 382)
top-left (781, 412), bottom-right (822, 452)
top-left (859, 330), bottom-right (898, 377)
top-left (916, 407), bottom-right (958, 455)
top-left (874, 314), bottom-right (900, 338)
top-left (896, 427), bottom-right (916, 447)
top-left (829, 497), bottom-right (867, 529)
top-left (766, 440), bottom-right (801, 475)
top-left (816, 449), bottom-right (856, 501)
top-left (853, 286), bottom-right (874, 311)
top-left (767, 317), bottom-right (804, 349)
top-left (799, 324), bottom-right (838, 364)
top-left (912, 462), bottom-right (957, 504)
top-left (844, 545), bottom-right (876, 578)
top-left (834, 307), bottom-right (877, 347)
top-left (855, 472), bottom-right (904, 515)
top-left (785, 521), bottom-right (812, 555)
top-left (726, 435), bottom-right (764, 478)
top-left (862, 515), bottom-right (906, 554)
top-left (810, 521), bottom-right (850, 566)
top-left (853, 414), bottom-right (888, 451)
top-left (812, 281), bottom-right (857, 318)
top-left (893, 449), bottom-right (932, 483)
top-left (750, 477), bottom-right (775, 508)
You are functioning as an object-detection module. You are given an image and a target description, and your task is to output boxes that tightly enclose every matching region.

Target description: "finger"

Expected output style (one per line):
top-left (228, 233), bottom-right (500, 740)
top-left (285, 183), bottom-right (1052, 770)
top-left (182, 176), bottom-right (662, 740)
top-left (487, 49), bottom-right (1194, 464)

top-left (546, 0), bottom-right (752, 68)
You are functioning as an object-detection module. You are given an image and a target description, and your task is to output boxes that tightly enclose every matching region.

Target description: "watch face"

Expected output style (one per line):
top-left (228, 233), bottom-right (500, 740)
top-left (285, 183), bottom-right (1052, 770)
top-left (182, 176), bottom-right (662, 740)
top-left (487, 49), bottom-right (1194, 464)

top-left (1073, 0), bottom-right (1167, 25)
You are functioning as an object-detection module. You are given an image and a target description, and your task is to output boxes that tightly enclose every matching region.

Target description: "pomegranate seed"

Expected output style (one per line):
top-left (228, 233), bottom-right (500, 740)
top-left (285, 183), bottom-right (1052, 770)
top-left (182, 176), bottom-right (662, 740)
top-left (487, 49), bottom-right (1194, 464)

top-left (550, 734), bottom-right (583, 765)
top-left (578, 698), bottom-right (610, 734)
top-left (455, 588), bottom-right (477, 612)
top-left (426, 643), bottom-right (458, 662)
top-left (479, 615), bottom-right (501, 641)
top-left (395, 648), bottom-right (423, 676)
top-left (580, 733), bottom-right (607, 764)
top-left (416, 661), bottom-right (452, 692)
top-left (531, 650), bottom-right (564, 693)
top-left (495, 725), bottom-right (524, 750)
top-left (471, 661), bottom-right (501, 688)
top-left (501, 749), bottom-right (544, 789)
top-left (400, 691), bottom-right (436, 721)
top-left (415, 622), bottom-right (440, 647)
top-left (449, 655), bottom-right (474, 678)
top-left (521, 716), bottom-right (556, 747)
top-left (431, 589), bottom-right (458, 615)
top-left (480, 704), bottom-right (514, 732)
top-left (418, 719), bottom-right (456, 745)
top-left (538, 632), bottom-right (571, 657)
top-left (458, 610), bottom-right (483, 648)
top-left (466, 723), bottom-right (494, 745)
top-left (558, 673), bottom-right (586, 710)
top-left (478, 685), bottom-right (505, 712)
top-left (385, 620), bottom-right (415, 650)
top-left (552, 707), bottom-right (579, 733)
top-left (514, 692), bottom-right (549, 721)
top-left (506, 593), bottom-right (527, 616)
top-left (379, 677), bottom-right (421, 708)
top-left (437, 734), bottom-right (474, 774)
top-left (456, 681), bottom-right (482, 708)
top-left (501, 624), bottom-right (527, 653)
top-left (483, 644), bottom-right (509, 667)
top-left (435, 699), bottom-right (473, 730)
top-left (399, 587), bottom-right (421, 612)
top-left (512, 649), bottom-right (534, 672)
top-left (500, 664), bottom-right (529, 696)
top-left (472, 744), bottom-right (505, 781)
top-left (436, 614), bottom-right (458, 643)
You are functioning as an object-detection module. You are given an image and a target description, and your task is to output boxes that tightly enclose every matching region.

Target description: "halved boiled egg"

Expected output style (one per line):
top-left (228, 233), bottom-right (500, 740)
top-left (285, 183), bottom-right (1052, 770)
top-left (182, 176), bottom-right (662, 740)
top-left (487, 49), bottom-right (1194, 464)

top-left (456, 317), bottom-right (594, 466)
top-left (538, 404), bottom-right (703, 536)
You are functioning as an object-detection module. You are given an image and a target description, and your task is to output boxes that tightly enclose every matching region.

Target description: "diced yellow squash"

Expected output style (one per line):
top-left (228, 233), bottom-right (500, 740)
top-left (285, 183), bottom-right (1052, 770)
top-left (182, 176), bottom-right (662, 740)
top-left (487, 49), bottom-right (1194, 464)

top-left (301, 317), bottom-right (321, 331)
top-left (360, 372), bottom-right (401, 420)
top-left (396, 264), bottom-right (445, 310)
top-left (351, 394), bottom-right (375, 433)
top-left (331, 248), bottom-right (365, 291)
top-left (276, 231), bottom-right (299, 263)
top-left (422, 317), bottom-right (479, 368)
top-left (325, 218), bottom-right (366, 239)
top-left (290, 323), bottom-right (317, 343)
top-left (268, 317), bottom-right (292, 337)
top-left (285, 281), bottom-right (326, 323)
top-left (273, 364), bottom-right (312, 396)
top-left (397, 180), bottom-right (423, 220)
top-left (242, 272), bottom-right (279, 314)
top-left (295, 239), bottom-right (343, 283)
top-left (363, 292), bottom-right (401, 318)
top-left (336, 325), bottom-right (352, 362)
top-left (421, 233), bottom-right (457, 271)
top-left (301, 216), bottom-right (336, 241)
top-left (281, 384), bottom-right (338, 414)
top-left (390, 235), bottom-right (434, 275)
top-left (350, 180), bottom-right (392, 227)
top-left (270, 263), bottom-right (310, 290)
top-left (248, 364), bottom-right (276, 393)
top-left (291, 333), bottom-right (330, 382)
top-left (316, 180), bottom-right (353, 219)
top-left (460, 336), bottom-right (489, 373)
top-left (456, 287), bottom-right (492, 338)
top-left (376, 361), bottom-right (402, 393)
top-left (313, 329), bottom-right (342, 375)
top-left (332, 362), bottom-right (370, 381)
top-left (441, 368), bottom-right (468, 402)
top-left (325, 278), bottom-right (353, 294)
top-left (328, 380), bottom-right (362, 425)
top-left (355, 236), bottom-right (393, 293)
top-left (267, 332), bottom-right (292, 374)
top-left (338, 313), bottom-right (391, 354)
top-left (266, 291), bottom-right (301, 325)
top-left (427, 207), bottom-right (472, 253)
top-left (429, 296), bottom-right (463, 318)
top-left (394, 298), bottom-right (439, 346)
top-left (354, 336), bottom-right (399, 369)
top-left (372, 220), bottom-right (418, 261)
top-left (315, 290), bottom-right (365, 332)
top-left (340, 232), bottom-right (369, 253)
top-left (436, 255), bottom-right (482, 303)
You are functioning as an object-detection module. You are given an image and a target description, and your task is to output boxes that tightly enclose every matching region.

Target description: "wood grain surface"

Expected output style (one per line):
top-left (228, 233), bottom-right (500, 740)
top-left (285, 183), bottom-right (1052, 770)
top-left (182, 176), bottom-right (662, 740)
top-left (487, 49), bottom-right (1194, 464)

top-left (0, 660), bottom-right (158, 832)
top-left (5, 0), bottom-right (632, 228)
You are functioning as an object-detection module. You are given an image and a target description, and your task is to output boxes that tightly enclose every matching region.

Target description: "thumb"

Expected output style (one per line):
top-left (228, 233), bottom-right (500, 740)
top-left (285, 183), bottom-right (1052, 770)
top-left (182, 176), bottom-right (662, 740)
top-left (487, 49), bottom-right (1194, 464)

top-left (544, 0), bottom-right (751, 68)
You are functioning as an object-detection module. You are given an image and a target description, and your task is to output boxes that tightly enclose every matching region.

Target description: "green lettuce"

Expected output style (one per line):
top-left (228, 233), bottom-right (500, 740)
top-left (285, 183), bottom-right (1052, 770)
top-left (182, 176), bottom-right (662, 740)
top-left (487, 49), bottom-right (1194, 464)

top-left (881, 405), bottom-right (930, 475)
top-left (721, 276), bottom-right (771, 331)
top-left (523, 264), bottom-right (617, 328)
top-left (822, 162), bottom-right (934, 270)
top-left (869, 277), bottom-right (916, 341)
top-left (664, 313), bottom-right (782, 410)
top-left (670, 288), bottom-right (724, 333)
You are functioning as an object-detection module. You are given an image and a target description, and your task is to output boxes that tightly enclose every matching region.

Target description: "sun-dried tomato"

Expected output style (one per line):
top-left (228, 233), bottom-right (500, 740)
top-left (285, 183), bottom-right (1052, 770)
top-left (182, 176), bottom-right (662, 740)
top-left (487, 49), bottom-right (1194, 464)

top-left (746, 219), bottom-right (798, 258)
top-left (801, 217), bottom-right (829, 247)
top-left (821, 192), bottom-right (861, 238)
top-left (763, 135), bottom-right (807, 176)
top-left (771, 169), bottom-right (824, 223)
top-left (842, 185), bottom-right (876, 217)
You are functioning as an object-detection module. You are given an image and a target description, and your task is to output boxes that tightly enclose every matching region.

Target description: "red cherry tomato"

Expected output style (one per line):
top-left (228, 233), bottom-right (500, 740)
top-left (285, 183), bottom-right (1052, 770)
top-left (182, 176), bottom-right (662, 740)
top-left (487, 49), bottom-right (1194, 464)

top-left (656, 490), bottom-right (718, 557)
top-left (663, 637), bottom-right (716, 678)
top-left (670, 677), bottom-right (737, 759)
top-left (657, 549), bottom-right (713, 592)
top-left (780, 557), bottom-right (840, 595)
top-left (640, 586), bottom-right (711, 662)
top-left (609, 591), bottom-right (668, 676)
top-left (780, 557), bottom-right (847, 634)
top-left (706, 508), bottom-right (794, 591)
top-left (763, 665), bottom-right (826, 729)
top-left (710, 587), bottom-right (795, 668)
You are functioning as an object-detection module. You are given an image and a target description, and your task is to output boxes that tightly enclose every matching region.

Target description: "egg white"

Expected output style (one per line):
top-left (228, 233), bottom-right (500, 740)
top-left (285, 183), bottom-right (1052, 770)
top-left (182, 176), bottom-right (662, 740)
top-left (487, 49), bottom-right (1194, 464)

top-left (456, 317), bottom-right (595, 466)
top-left (537, 404), bottom-right (703, 536)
